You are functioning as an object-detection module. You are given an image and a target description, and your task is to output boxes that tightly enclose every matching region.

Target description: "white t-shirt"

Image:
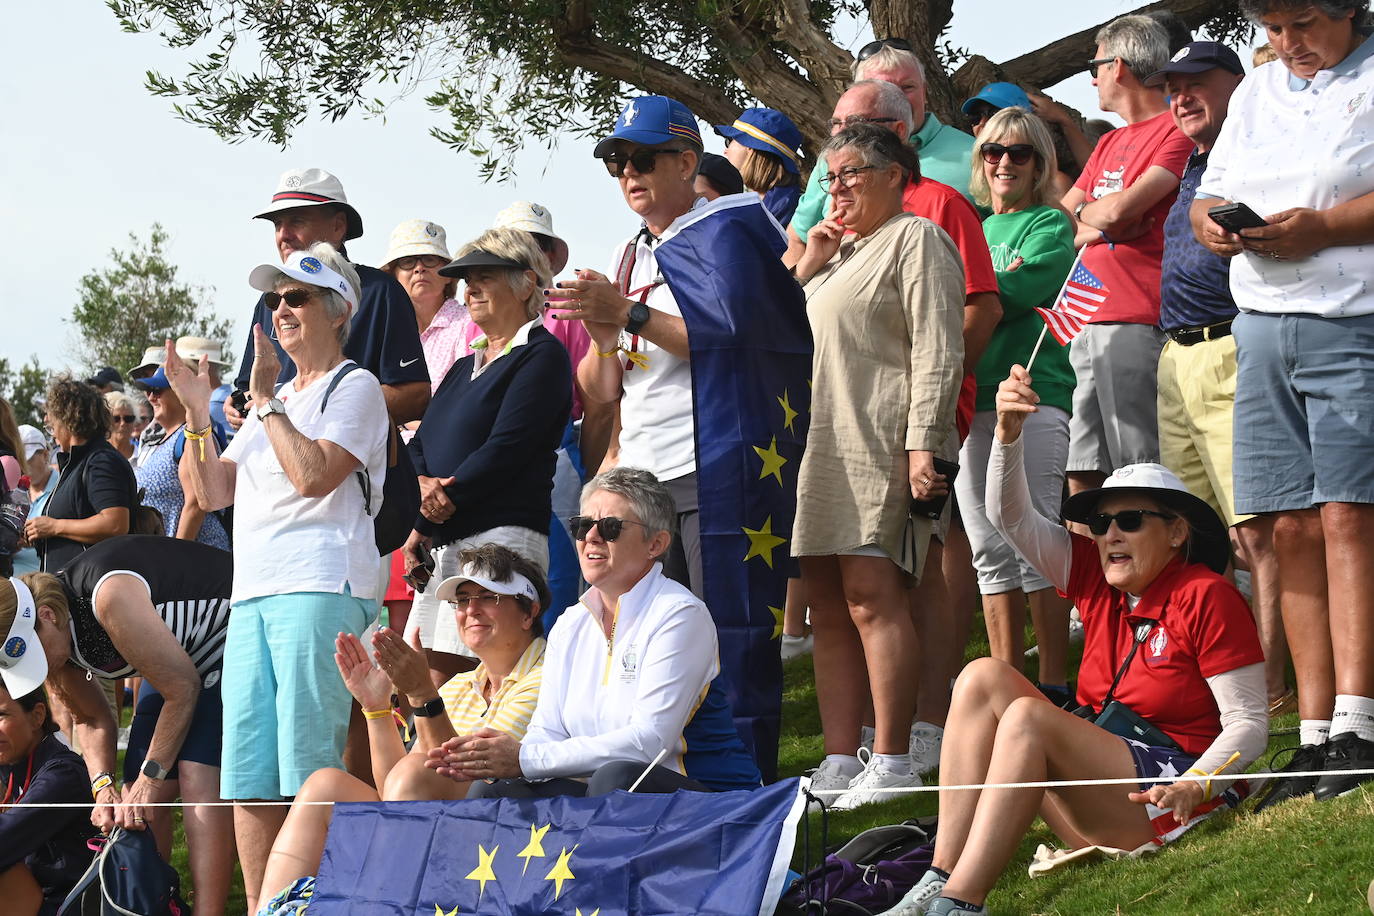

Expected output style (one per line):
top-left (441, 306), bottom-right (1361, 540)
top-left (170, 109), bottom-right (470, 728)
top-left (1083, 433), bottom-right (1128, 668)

top-left (1198, 41), bottom-right (1374, 317)
top-left (222, 361), bottom-right (389, 602)
top-left (607, 205), bottom-right (705, 481)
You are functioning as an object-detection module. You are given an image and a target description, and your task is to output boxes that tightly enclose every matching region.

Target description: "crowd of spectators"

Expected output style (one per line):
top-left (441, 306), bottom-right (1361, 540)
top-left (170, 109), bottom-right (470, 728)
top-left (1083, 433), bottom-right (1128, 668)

top-left (3, 2), bottom-right (1373, 913)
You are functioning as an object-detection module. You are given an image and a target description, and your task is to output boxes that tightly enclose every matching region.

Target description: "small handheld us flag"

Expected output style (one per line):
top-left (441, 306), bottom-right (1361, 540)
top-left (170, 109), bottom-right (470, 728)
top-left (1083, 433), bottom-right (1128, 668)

top-left (1026, 252), bottom-right (1109, 369)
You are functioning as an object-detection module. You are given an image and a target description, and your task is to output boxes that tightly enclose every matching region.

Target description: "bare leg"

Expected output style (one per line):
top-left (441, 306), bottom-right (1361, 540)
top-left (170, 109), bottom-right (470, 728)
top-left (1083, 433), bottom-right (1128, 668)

top-left (782, 578), bottom-right (809, 638)
top-left (0, 864), bottom-right (42, 916)
top-left (1029, 587), bottom-right (1071, 688)
top-left (982, 590), bottom-right (1026, 667)
top-left (143, 775), bottom-right (178, 861)
top-left (259, 769), bottom-right (379, 908)
top-left (382, 753), bottom-right (469, 801)
top-left (942, 523), bottom-right (977, 671)
top-left (913, 542), bottom-right (953, 728)
top-left (1322, 502), bottom-right (1374, 697)
top-left (802, 555), bottom-right (865, 756)
top-left (179, 761), bottom-right (235, 916)
top-left (1272, 509), bottom-right (1335, 721)
top-left (236, 800), bottom-right (291, 915)
top-left (840, 555), bottom-right (919, 755)
top-left (1234, 516), bottom-right (1287, 700)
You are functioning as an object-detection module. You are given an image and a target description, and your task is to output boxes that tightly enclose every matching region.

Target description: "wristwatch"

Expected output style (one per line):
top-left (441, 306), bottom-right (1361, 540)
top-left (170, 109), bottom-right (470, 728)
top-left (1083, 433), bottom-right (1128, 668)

top-left (412, 696), bottom-right (445, 719)
top-left (257, 397), bottom-right (287, 421)
top-left (141, 759), bottom-right (169, 781)
top-left (625, 302), bottom-right (651, 335)
top-left (1073, 200), bottom-right (1089, 221)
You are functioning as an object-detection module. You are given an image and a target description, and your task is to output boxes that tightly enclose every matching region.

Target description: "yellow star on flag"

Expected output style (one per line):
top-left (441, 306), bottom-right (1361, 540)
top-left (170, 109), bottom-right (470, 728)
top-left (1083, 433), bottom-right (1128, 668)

top-left (777, 390), bottom-right (799, 433)
top-left (770, 605), bottom-right (784, 640)
top-left (516, 823), bottom-right (550, 875)
top-left (465, 844), bottom-right (499, 900)
top-left (544, 845), bottom-right (578, 900)
top-left (576, 910), bottom-right (601, 916)
top-left (743, 516), bottom-right (787, 568)
top-left (435, 906), bottom-right (459, 916)
top-left (753, 436), bottom-right (788, 486)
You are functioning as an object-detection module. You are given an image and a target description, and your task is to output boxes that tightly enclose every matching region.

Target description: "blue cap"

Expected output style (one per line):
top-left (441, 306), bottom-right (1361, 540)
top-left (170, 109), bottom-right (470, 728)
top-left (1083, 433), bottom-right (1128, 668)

top-left (594, 96), bottom-right (703, 158)
top-left (136, 367), bottom-right (171, 390)
top-left (961, 82), bottom-right (1032, 116)
top-left (714, 108), bottom-right (803, 174)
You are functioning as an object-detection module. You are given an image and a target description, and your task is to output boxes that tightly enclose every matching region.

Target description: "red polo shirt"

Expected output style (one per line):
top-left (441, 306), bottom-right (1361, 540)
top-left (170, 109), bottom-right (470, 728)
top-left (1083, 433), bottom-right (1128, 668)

top-left (1063, 536), bottom-right (1263, 756)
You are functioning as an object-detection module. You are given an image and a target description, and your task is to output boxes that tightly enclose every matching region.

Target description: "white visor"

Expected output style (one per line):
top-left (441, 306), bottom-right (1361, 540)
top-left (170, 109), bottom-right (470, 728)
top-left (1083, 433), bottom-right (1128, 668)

top-left (249, 250), bottom-right (359, 314)
top-left (1, 577), bottom-right (48, 698)
top-left (435, 565), bottom-right (538, 604)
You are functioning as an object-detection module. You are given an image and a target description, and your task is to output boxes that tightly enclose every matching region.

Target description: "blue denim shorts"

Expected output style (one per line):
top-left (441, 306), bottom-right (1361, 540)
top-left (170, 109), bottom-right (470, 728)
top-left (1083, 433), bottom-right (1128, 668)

top-left (1233, 310), bottom-right (1374, 514)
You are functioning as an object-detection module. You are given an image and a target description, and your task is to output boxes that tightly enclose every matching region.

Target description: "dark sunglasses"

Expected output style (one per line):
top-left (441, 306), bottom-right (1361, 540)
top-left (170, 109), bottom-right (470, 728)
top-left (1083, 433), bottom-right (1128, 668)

top-left (980, 143), bottom-right (1037, 166)
top-left (264, 288), bottom-right (315, 311)
top-left (392, 254), bottom-right (448, 271)
top-left (1088, 57), bottom-right (1116, 78)
top-left (601, 148), bottom-right (690, 178)
top-left (857, 37), bottom-right (913, 61)
top-left (569, 515), bottom-right (652, 542)
top-left (111, 414), bottom-right (138, 424)
top-left (1086, 509), bottom-right (1175, 536)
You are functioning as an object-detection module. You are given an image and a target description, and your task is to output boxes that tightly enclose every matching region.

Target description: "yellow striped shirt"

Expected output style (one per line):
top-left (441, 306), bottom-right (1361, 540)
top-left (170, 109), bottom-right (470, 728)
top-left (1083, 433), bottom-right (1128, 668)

top-left (438, 637), bottom-right (546, 738)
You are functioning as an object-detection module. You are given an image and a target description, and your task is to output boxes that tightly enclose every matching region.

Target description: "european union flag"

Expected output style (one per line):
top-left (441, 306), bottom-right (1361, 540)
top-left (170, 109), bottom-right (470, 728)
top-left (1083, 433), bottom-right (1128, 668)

top-left (307, 778), bottom-right (806, 915)
top-left (654, 195), bottom-right (812, 781)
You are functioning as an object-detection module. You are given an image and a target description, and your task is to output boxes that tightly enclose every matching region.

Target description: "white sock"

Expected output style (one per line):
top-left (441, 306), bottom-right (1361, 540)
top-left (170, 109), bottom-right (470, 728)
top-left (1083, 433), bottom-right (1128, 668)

top-left (1233, 568), bottom-right (1253, 600)
top-left (873, 752), bottom-right (913, 774)
top-left (824, 753), bottom-right (862, 773)
top-left (1331, 695), bottom-right (1374, 742)
top-left (1300, 718), bottom-right (1332, 747)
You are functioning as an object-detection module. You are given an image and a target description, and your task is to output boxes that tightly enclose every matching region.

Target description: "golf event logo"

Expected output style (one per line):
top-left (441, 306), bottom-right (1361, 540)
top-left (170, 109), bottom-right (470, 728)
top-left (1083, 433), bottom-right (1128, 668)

top-left (4, 636), bottom-right (25, 659)
top-left (299, 257), bottom-right (324, 274)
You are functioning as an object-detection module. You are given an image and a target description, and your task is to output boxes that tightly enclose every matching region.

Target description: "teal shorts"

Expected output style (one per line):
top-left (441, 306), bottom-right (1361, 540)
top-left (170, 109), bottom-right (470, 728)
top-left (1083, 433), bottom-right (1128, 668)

top-left (219, 590), bottom-right (375, 799)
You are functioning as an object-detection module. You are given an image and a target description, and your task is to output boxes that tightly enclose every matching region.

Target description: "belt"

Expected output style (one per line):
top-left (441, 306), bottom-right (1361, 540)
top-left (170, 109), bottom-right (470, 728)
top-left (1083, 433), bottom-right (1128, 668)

top-left (1167, 319), bottom-right (1233, 346)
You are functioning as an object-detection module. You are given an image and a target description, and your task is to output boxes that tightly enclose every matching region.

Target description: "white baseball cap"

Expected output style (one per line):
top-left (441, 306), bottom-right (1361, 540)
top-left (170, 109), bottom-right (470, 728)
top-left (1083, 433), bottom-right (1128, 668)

top-left (492, 201), bottom-right (569, 274)
top-left (253, 168), bottom-right (364, 241)
top-left (383, 219), bottom-right (451, 268)
top-left (17, 425), bottom-right (47, 460)
top-left (435, 564), bottom-right (539, 604)
top-left (1, 578), bottom-right (49, 697)
top-left (249, 250), bottom-right (359, 314)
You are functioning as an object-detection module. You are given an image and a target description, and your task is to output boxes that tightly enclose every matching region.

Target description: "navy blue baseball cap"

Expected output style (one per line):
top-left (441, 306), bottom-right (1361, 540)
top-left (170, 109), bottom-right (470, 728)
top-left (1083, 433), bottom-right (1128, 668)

top-left (1144, 41), bottom-right (1245, 87)
top-left (594, 96), bottom-right (703, 158)
top-left (714, 108), bottom-right (803, 174)
top-left (961, 82), bottom-right (1032, 116)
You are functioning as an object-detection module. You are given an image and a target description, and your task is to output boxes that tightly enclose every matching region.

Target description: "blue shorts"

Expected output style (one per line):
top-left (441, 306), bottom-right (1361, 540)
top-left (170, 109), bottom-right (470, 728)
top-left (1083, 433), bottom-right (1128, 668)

top-left (123, 678), bottom-right (223, 783)
top-left (1233, 310), bottom-right (1374, 513)
top-left (219, 590), bottom-right (375, 799)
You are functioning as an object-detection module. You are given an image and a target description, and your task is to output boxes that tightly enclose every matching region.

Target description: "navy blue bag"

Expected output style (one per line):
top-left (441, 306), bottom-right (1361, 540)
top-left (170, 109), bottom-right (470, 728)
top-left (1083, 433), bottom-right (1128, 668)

top-left (57, 828), bottom-right (190, 916)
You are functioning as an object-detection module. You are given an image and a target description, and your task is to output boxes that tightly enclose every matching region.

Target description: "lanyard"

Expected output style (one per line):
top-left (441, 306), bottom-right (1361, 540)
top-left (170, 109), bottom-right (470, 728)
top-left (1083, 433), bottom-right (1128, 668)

top-left (1100, 606), bottom-right (1165, 709)
top-left (613, 233), bottom-right (663, 372)
top-left (1, 750), bottom-right (36, 806)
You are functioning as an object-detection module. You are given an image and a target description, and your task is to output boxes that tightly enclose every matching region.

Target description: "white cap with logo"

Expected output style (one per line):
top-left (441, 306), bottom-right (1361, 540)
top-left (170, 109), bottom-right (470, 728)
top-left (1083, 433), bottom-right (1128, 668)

top-left (1, 578), bottom-right (49, 697)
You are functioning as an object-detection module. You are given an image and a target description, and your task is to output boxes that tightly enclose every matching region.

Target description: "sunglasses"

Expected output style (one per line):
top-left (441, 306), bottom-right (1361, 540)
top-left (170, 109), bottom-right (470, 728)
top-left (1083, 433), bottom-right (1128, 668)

top-left (980, 143), bottom-right (1036, 165)
top-left (1088, 57), bottom-right (1116, 78)
top-left (111, 414), bottom-right (138, 424)
top-left (569, 515), bottom-right (653, 542)
top-left (857, 37), bottom-right (913, 61)
top-left (1086, 509), bottom-right (1176, 536)
top-left (601, 148), bottom-right (690, 178)
top-left (392, 254), bottom-right (448, 271)
top-left (264, 288), bottom-right (315, 311)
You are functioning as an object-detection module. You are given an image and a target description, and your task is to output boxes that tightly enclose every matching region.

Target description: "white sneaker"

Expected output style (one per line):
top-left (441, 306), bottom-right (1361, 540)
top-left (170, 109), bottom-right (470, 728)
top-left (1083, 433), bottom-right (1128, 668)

top-left (830, 748), bottom-right (921, 811)
top-left (909, 722), bottom-right (944, 775)
top-left (883, 870), bottom-right (946, 915)
top-left (806, 755), bottom-right (862, 809)
top-left (781, 633), bottom-right (814, 661)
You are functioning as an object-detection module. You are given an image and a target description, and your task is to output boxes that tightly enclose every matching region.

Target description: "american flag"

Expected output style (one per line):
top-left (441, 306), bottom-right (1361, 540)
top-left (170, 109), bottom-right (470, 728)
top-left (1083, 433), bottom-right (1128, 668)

top-left (1035, 258), bottom-right (1109, 345)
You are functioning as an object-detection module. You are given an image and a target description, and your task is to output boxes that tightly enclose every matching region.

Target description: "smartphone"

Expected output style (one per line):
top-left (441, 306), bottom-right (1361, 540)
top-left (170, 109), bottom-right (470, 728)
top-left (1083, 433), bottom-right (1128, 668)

top-left (910, 457), bottom-right (961, 521)
top-left (1208, 202), bottom-right (1268, 233)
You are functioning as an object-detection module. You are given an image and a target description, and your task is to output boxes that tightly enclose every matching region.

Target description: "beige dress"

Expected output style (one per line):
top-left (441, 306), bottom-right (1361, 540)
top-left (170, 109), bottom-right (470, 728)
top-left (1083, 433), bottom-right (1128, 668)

top-left (792, 212), bottom-right (966, 574)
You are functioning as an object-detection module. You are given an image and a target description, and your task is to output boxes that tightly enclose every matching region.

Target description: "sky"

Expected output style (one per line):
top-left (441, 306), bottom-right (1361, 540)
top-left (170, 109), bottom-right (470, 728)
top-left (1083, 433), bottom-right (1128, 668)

top-left (1, 2), bottom-right (1251, 375)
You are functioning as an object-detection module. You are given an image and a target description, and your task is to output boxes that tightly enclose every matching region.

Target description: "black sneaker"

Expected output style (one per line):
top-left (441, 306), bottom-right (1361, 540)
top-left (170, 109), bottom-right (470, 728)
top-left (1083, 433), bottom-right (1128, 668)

top-left (1252, 743), bottom-right (1325, 812)
top-left (1314, 732), bottom-right (1374, 801)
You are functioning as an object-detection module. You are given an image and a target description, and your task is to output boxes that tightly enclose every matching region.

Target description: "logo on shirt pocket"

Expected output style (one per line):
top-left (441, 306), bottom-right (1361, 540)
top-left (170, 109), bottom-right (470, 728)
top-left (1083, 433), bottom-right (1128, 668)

top-left (1348, 91), bottom-right (1368, 116)
top-left (619, 644), bottom-right (639, 683)
top-left (1144, 626), bottom-right (1170, 665)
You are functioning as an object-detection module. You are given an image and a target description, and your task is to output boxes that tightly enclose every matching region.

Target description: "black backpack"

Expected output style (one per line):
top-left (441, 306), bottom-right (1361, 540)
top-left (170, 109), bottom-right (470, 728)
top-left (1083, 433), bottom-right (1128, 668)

top-left (58, 827), bottom-right (191, 915)
top-left (319, 362), bottom-right (421, 556)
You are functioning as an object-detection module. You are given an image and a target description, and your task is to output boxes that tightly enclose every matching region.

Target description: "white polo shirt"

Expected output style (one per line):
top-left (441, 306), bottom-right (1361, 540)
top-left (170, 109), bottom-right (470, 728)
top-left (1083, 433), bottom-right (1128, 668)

top-left (1198, 37), bottom-right (1374, 317)
top-left (605, 202), bottom-right (705, 481)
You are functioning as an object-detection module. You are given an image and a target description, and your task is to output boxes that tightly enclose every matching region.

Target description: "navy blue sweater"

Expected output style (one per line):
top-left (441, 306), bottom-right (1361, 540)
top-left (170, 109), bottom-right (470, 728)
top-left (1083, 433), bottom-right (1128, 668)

top-left (410, 325), bottom-right (572, 546)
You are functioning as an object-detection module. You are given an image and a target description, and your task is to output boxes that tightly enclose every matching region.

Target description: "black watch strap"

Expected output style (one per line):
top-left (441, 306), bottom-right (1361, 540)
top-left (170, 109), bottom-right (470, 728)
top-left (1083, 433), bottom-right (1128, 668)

top-left (412, 696), bottom-right (445, 718)
top-left (625, 302), bottom-right (651, 335)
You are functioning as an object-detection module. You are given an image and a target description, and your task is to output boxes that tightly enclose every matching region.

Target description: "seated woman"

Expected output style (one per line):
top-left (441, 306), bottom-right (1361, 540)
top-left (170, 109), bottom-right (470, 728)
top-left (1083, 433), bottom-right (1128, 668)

top-left (257, 544), bottom-right (548, 910)
top-left (887, 366), bottom-right (1268, 916)
top-left (0, 587), bottom-right (96, 916)
top-left (427, 466), bottom-right (761, 796)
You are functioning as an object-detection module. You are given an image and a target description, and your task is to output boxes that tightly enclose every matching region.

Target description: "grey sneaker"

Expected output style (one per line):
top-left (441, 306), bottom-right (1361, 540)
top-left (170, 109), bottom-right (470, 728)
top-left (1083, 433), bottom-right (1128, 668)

top-left (882, 869), bottom-right (946, 915)
top-left (925, 898), bottom-right (987, 915)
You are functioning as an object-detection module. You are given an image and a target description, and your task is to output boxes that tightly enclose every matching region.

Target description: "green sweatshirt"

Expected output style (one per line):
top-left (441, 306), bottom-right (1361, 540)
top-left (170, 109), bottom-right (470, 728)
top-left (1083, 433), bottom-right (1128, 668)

top-left (975, 205), bottom-right (1077, 414)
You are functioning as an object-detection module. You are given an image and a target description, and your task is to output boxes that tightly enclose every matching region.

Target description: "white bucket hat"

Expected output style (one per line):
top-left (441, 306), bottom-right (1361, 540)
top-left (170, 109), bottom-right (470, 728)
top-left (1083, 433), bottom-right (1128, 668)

top-left (128, 346), bottom-right (166, 379)
top-left (253, 168), bottom-right (364, 241)
top-left (249, 250), bottom-right (359, 314)
top-left (383, 220), bottom-right (451, 268)
top-left (492, 201), bottom-right (569, 274)
top-left (1, 577), bottom-right (49, 697)
top-left (175, 336), bottom-right (234, 370)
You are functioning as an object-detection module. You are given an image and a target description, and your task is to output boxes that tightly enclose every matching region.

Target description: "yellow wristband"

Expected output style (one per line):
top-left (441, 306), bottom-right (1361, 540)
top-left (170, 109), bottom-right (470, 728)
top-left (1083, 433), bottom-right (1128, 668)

top-left (91, 772), bottom-right (115, 797)
top-left (183, 424), bottom-right (213, 461)
top-left (362, 707), bottom-right (392, 720)
top-left (595, 346), bottom-right (619, 359)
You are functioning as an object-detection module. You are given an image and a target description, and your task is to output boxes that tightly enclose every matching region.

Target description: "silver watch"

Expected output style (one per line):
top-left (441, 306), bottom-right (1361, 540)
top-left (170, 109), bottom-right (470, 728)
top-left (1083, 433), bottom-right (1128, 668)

top-left (140, 758), bottom-right (169, 781)
top-left (256, 397), bottom-right (287, 421)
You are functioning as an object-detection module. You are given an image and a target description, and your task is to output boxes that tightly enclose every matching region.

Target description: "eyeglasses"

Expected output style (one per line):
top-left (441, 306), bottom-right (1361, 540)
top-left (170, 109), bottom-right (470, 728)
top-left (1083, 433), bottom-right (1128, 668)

top-left (980, 143), bottom-right (1037, 166)
top-left (264, 288), bottom-right (315, 311)
top-left (856, 37), bottom-right (913, 62)
top-left (1088, 57), bottom-right (1116, 78)
top-left (818, 165), bottom-right (877, 191)
top-left (392, 255), bottom-right (448, 271)
top-left (828, 115), bottom-right (899, 131)
top-left (450, 592), bottom-right (505, 610)
top-left (111, 414), bottom-right (138, 424)
top-left (569, 515), bottom-right (653, 542)
top-left (1086, 509), bottom-right (1176, 536)
top-left (601, 148), bottom-right (690, 178)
